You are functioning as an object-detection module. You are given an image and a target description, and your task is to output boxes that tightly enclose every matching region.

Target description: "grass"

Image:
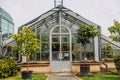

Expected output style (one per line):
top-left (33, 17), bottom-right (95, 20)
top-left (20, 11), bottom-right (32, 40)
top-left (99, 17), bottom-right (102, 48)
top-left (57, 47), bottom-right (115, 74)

top-left (80, 73), bottom-right (120, 80)
top-left (79, 69), bottom-right (120, 80)
top-left (0, 74), bottom-right (47, 80)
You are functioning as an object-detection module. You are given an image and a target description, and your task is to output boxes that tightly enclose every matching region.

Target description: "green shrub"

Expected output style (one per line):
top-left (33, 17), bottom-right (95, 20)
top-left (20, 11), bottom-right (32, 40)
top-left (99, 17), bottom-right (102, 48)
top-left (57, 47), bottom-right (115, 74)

top-left (114, 54), bottom-right (120, 74)
top-left (0, 57), bottom-right (21, 78)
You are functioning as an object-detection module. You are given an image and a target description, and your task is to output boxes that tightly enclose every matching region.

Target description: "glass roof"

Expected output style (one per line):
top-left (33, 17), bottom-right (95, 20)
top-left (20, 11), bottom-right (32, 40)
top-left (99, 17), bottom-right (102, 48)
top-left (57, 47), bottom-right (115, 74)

top-left (0, 7), bottom-right (13, 22)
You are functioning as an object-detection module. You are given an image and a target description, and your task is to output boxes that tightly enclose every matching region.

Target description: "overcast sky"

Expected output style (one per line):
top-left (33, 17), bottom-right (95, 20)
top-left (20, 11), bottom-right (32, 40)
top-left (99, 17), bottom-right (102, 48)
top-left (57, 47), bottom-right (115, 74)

top-left (0, 0), bottom-right (120, 36)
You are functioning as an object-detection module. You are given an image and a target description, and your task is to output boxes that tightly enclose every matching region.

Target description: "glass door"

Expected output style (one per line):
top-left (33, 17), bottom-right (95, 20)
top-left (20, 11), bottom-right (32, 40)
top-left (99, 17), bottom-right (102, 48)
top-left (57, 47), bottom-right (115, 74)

top-left (52, 35), bottom-right (70, 61)
top-left (50, 26), bottom-right (72, 72)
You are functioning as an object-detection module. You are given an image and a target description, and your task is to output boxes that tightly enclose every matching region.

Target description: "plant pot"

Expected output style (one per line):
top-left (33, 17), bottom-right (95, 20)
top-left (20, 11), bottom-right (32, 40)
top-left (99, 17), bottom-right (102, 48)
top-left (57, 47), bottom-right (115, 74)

top-left (80, 64), bottom-right (90, 74)
top-left (117, 68), bottom-right (120, 75)
top-left (21, 70), bottom-right (33, 79)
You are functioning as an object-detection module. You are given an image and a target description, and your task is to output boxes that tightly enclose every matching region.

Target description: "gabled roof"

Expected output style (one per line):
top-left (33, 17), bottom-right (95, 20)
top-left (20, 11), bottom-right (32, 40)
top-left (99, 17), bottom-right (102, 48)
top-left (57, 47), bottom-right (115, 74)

top-left (19, 6), bottom-right (99, 31)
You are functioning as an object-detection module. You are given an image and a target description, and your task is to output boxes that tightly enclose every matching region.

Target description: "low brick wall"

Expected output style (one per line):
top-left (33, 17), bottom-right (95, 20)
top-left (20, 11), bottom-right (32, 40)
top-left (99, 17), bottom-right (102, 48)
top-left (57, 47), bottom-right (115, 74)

top-left (72, 61), bottom-right (101, 73)
top-left (19, 62), bottom-right (50, 73)
top-left (19, 61), bottom-right (104, 73)
top-left (101, 60), bottom-right (116, 69)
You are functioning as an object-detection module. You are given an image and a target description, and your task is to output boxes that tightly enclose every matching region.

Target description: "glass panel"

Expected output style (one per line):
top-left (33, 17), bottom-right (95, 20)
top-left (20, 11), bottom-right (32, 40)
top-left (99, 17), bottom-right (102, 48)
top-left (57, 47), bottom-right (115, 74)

top-left (52, 27), bottom-right (59, 33)
top-left (41, 52), bottom-right (49, 61)
top-left (52, 35), bottom-right (59, 42)
top-left (9, 23), bottom-right (14, 34)
top-left (61, 26), bottom-right (69, 33)
top-left (36, 52), bottom-right (40, 61)
top-left (61, 35), bottom-right (69, 51)
top-left (61, 35), bottom-right (69, 42)
top-left (52, 52), bottom-right (59, 61)
top-left (52, 35), bottom-right (60, 61)
top-left (36, 27), bottom-right (41, 39)
top-left (41, 24), bottom-right (50, 33)
top-left (52, 43), bottom-right (60, 51)
top-left (41, 43), bottom-right (49, 51)
top-left (1, 19), bottom-right (8, 30)
top-left (41, 33), bottom-right (49, 42)
top-left (62, 52), bottom-right (70, 60)
top-left (61, 43), bottom-right (69, 51)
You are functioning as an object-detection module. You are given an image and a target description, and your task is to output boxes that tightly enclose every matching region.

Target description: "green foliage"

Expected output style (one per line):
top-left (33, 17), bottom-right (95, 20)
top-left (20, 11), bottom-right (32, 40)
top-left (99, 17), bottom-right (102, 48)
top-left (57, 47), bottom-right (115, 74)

top-left (0, 57), bottom-right (20, 78)
top-left (76, 24), bottom-right (99, 59)
top-left (114, 54), bottom-right (120, 70)
top-left (11, 26), bottom-right (40, 71)
top-left (76, 24), bottom-right (99, 45)
top-left (11, 26), bottom-right (40, 58)
top-left (108, 20), bottom-right (120, 74)
top-left (108, 20), bottom-right (120, 42)
top-left (102, 44), bottom-right (113, 55)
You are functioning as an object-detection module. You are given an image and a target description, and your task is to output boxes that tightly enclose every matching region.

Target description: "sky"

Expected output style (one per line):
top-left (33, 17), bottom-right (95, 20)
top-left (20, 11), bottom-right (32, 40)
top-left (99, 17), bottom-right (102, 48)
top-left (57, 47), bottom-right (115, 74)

top-left (0, 0), bottom-right (120, 36)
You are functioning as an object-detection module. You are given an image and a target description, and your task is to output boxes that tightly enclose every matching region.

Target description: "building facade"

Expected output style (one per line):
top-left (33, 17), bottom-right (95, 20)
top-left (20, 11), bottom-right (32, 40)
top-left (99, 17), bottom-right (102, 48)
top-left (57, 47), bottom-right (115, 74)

top-left (0, 7), bottom-right (14, 40)
top-left (19, 6), bottom-right (101, 72)
top-left (0, 7), bottom-right (14, 58)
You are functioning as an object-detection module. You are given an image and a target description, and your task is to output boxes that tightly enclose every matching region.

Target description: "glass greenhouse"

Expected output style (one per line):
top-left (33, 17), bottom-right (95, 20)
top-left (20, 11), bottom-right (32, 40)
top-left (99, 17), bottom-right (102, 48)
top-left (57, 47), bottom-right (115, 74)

top-left (0, 7), bottom-right (14, 58)
top-left (18, 6), bottom-right (101, 72)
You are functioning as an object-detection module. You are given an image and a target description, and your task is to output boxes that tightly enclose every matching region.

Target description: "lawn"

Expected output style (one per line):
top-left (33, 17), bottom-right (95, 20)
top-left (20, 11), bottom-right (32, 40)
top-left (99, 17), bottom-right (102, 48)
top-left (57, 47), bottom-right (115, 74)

top-left (79, 69), bottom-right (120, 80)
top-left (80, 73), bottom-right (120, 80)
top-left (0, 74), bottom-right (47, 80)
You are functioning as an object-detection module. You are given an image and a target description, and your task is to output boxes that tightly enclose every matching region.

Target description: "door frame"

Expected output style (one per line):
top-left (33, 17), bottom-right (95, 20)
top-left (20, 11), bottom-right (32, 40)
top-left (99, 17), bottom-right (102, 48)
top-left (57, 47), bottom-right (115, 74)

top-left (50, 25), bottom-right (72, 72)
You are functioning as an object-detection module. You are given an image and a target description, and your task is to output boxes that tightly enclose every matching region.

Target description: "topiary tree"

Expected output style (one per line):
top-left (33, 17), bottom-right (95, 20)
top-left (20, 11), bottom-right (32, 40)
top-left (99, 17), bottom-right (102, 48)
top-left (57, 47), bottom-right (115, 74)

top-left (11, 26), bottom-right (40, 72)
top-left (76, 24), bottom-right (99, 60)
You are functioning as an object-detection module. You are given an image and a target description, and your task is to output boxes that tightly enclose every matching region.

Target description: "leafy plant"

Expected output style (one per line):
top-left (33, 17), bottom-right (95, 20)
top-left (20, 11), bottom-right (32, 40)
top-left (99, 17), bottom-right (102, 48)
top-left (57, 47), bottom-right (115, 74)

top-left (76, 24), bottom-right (99, 60)
top-left (11, 26), bottom-right (40, 71)
top-left (0, 57), bottom-right (20, 78)
top-left (102, 44), bottom-right (113, 58)
top-left (108, 20), bottom-right (120, 42)
top-left (108, 20), bottom-right (120, 74)
top-left (114, 54), bottom-right (120, 74)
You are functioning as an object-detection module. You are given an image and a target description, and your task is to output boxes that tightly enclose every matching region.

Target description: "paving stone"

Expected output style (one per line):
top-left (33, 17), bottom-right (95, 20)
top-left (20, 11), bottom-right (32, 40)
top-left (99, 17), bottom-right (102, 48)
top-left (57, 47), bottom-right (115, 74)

top-left (47, 74), bottom-right (78, 80)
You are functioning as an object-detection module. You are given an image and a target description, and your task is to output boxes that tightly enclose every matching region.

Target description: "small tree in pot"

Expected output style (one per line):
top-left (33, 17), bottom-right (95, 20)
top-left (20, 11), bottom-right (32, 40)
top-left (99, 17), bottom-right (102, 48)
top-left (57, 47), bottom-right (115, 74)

top-left (11, 26), bottom-right (40, 79)
top-left (76, 24), bottom-right (99, 75)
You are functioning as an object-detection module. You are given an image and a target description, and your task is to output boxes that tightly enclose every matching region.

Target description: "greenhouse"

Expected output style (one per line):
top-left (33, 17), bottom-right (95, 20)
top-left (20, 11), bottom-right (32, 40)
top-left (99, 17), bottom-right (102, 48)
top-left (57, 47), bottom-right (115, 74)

top-left (0, 7), bottom-right (14, 58)
top-left (18, 5), bottom-right (101, 72)
top-left (0, 1), bottom-right (120, 73)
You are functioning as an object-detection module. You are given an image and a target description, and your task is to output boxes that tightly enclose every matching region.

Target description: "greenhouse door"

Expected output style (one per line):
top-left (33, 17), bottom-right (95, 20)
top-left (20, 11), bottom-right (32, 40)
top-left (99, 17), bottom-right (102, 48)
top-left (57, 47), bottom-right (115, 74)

top-left (50, 26), bottom-right (72, 72)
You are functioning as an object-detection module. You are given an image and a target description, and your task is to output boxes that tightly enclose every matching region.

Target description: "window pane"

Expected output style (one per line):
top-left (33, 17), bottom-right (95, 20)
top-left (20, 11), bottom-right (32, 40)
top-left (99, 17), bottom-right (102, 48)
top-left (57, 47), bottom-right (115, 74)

top-left (41, 43), bottom-right (49, 51)
top-left (52, 27), bottom-right (59, 33)
top-left (61, 26), bottom-right (69, 33)
top-left (1, 19), bottom-right (8, 30)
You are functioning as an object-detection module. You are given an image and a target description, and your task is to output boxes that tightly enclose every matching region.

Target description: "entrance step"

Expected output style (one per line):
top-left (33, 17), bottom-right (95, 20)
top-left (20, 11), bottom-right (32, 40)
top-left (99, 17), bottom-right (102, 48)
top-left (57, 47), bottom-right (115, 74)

top-left (47, 73), bottom-right (81, 80)
top-left (50, 72), bottom-right (74, 76)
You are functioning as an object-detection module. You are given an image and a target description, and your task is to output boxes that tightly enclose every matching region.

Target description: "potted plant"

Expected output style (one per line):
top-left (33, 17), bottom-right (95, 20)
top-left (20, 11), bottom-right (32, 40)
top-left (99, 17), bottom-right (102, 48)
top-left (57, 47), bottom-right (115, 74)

top-left (76, 24), bottom-right (99, 75)
top-left (11, 26), bottom-right (40, 79)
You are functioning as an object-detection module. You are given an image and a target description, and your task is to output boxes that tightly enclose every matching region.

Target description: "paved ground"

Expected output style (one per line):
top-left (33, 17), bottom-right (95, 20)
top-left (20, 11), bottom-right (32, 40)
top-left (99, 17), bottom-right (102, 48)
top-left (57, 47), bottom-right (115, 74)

top-left (47, 73), bottom-right (80, 80)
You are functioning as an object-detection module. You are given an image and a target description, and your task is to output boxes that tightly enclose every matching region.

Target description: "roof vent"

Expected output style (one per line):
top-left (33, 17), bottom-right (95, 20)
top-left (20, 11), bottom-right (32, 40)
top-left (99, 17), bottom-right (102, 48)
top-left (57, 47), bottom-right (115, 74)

top-left (54, 0), bottom-right (63, 8)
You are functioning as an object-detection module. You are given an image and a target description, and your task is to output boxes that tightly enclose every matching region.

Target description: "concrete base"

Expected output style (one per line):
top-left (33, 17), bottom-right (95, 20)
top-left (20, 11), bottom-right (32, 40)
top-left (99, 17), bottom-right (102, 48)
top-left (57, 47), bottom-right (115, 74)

top-left (77, 72), bottom-right (93, 76)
